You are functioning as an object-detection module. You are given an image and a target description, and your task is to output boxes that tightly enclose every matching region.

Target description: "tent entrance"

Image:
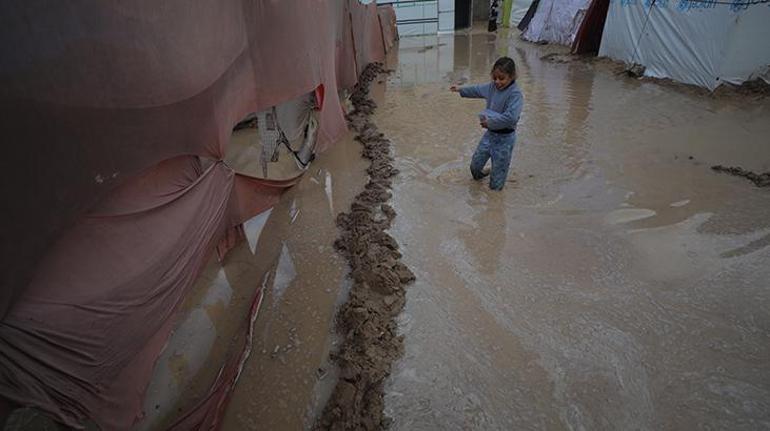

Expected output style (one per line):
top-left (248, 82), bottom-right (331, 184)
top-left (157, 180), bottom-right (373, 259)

top-left (571, 0), bottom-right (610, 55)
top-left (455, 0), bottom-right (472, 30)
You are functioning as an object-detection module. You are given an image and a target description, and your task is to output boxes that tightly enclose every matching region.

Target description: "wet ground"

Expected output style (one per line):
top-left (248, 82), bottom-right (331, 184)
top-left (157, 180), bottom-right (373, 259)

top-left (132, 27), bottom-right (770, 431)
top-left (134, 130), bottom-right (367, 430)
top-left (379, 29), bottom-right (770, 430)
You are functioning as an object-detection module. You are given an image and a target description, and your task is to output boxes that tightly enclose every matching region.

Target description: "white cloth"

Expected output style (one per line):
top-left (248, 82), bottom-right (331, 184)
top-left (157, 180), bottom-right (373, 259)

top-left (256, 93), bottom-right (318, 176)
top-left (521, 0), bottom-right (591, 46)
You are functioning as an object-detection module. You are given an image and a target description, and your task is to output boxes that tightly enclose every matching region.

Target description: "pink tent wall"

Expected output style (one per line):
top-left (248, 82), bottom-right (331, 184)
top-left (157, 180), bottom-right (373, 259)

top-left (0, 1), bottom-right (395, 428)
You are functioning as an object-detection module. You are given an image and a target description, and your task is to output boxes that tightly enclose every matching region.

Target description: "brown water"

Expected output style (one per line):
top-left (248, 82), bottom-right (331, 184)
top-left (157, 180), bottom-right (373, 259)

top-left (135, 27), bottom-right (770, 431)
top-left (135, 132), bottom-right (367, 431)
top-left (379, 29), bottom-right (770, 431)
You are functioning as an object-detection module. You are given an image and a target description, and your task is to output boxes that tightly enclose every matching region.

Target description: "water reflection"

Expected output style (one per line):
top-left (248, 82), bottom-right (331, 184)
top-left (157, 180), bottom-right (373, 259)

top-left (381, 27), bottom-right (770, 431)
top-left (461, 188), bottom-right (507, 276)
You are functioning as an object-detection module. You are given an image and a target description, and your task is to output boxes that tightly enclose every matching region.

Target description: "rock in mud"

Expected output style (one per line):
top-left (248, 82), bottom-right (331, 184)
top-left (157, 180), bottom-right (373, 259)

top-left (712, 165), bottom-right (770, 187)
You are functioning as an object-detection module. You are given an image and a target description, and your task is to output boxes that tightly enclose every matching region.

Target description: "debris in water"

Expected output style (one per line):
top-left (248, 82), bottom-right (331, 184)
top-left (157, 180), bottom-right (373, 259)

top-left (316, 367), bottom-right (328, 380)
top-left (625, 63), bottom-right (645, 78)
top-left (540, 52), bottom-right (574, 64)
top-left (712, 165), bottom-right (770, 187)
top-left (315, 63), bottom-right (416, 431)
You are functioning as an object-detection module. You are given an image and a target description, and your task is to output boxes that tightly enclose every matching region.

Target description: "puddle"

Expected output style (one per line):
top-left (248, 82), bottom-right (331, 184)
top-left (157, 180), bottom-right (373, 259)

top-left (378, 26), bottom-right (770, 431)
top-left (136, 131), bottom-right (367, 430)
top-left (136, 24), bottom-right (770, 431)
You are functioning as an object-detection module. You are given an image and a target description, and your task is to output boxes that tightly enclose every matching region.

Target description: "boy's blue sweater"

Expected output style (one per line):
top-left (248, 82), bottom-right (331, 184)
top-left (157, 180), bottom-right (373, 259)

top-left (459, 82), bottom-right (523, 132)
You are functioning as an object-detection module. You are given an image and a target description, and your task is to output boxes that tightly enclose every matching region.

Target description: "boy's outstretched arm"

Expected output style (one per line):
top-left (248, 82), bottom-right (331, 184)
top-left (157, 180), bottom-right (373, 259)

top-left (481, 91), bottom-right (523, 130)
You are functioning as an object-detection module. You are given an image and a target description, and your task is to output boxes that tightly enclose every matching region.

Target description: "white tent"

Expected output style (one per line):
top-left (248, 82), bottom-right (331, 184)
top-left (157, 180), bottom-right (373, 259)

top-left (509, 0), bottom-right (534, 27)
top-left (521, 0), bottom-right (591, 45)
top-left (599, 1), bottom-right (770, 90)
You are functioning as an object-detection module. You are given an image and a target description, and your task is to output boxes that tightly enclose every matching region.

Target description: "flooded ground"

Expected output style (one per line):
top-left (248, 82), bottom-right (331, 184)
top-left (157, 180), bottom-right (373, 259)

top-left (131, 26), bottom-right (770, 431)
top-left (134, 130), bottom-right (367, 430)
top-left (379, 28), bottom-right (770, 430)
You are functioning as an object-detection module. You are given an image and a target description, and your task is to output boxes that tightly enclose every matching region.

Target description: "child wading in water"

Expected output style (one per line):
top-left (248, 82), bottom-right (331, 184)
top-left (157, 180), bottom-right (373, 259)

top-left (450, 57), bottom-right (523, 190)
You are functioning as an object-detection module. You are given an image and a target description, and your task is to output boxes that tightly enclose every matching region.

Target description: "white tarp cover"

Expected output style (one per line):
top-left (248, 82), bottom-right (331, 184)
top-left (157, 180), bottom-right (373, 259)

top-left (521, 0), bottom-right (591, 45)
top-left (599, 0), bottom-right (770, 90)
top-left (509, 0), bottom-right (534, 27)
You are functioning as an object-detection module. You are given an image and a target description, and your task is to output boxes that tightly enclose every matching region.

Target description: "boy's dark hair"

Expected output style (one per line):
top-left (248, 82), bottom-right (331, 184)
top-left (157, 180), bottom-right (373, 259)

top-left (492, 57), bottom-right (516, 80)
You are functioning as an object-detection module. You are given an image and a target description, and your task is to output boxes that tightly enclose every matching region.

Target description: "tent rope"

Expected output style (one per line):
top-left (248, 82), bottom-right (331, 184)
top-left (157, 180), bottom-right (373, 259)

top-left (629, 0), bottom-right (656, 69)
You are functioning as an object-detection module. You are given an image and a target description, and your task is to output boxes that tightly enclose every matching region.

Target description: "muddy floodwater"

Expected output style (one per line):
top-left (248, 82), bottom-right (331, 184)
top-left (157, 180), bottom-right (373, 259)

top-left (380, 29), bottom-right (770, 430)
top-left (136, 28), bottom-right (770, 431)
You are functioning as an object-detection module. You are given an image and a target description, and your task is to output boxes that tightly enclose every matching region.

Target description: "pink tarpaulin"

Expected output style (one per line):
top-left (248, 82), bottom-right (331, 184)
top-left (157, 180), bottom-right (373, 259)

top-left (378, 6), bottom-right (399, 54)
top-left (0, 1), bottom-right (395, 429)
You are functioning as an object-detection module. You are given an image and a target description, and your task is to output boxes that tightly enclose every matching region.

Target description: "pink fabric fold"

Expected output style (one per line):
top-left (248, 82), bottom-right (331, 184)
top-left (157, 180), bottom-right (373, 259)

top-left (0, 1), bottom-right (396, 429)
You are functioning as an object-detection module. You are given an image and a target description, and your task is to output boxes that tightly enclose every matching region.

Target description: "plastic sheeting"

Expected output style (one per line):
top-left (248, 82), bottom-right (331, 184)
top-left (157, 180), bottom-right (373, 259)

top-left (509, 0), bottom-right (534, 27)
top-left (0, 1), bottom-right (395, 429)
top-left (521, 0), bottom-right (591, 46)
top-left (599, 0), bottom-right (770, 90)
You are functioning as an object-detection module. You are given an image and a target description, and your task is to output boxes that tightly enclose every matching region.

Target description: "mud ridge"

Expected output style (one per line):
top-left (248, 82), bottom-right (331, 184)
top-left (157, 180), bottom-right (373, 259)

top-left (553, 53), bottom-right (770, 101)
top-left (315, 63), bottom-right (415, 431)
top-left (712, 165), bottom-right (770, 187)
top-left (540, 52), bottom-right (600, 64)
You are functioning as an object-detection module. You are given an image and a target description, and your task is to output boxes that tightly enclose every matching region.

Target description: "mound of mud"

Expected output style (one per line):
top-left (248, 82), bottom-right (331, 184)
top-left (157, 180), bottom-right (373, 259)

top-left (315, 63), bottom-right (415, 431)
top-left (712, 165), bottom-right (770, 188)
top-left (581, 56), bottom-right (770, 100)
top-left (540, 52), bottom-right (600, 65)
top-left (713, 78), bottom-right (770, 100)
top-left (537, 47), bottom-right (770, 100)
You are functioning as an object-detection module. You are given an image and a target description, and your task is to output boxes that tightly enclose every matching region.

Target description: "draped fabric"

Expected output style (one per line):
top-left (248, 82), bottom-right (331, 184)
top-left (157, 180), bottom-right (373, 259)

top-left (0, 1), bottom-right (394, 429)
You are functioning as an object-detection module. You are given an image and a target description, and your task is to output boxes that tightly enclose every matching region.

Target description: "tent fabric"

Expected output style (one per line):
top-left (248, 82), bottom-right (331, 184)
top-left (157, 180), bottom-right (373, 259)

top-left (598, 0), bottom-right (770, 90)
top-left (0, 1), bottom-right (396, 429)
top-left (351, 2), bottom-right (388, 75)
top-left (0, 0), bottom-right (381, 317)
top-left (509, 0), bottom-right (534, 28)
top-left (517, 0), bottom-right (540, 31)
top-left (571, 0), bottom-right (610, 55)
top-left (378, 6), bottom-right (399, 54)
top-left (0, 158), bottom-right (236, 429)
top-left (167, 265), bottom-right (265, 431)
top-left (521, 0), bottom-right (591, 46)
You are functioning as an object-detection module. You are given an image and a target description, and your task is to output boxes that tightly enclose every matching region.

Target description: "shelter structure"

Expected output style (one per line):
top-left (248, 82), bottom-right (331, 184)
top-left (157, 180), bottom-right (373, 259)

top-left (599, 0), bottom-right (770, 90)
top-left (0, 1), bottom-right (397, 428)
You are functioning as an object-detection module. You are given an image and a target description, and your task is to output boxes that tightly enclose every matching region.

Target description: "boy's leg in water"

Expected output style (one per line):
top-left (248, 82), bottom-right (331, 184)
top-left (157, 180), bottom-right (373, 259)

top-left (470, 134), bottom-right (492, 180)
top-left (489, 134), bottom-right (516, 190)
